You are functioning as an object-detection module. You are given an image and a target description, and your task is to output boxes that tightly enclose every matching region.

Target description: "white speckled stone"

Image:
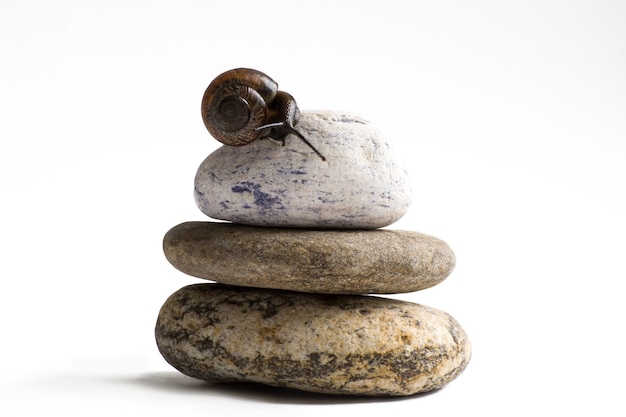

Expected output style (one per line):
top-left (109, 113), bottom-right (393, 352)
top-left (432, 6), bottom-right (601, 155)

top-left (156, 284), bottom-right (471, 396)
top-left (194, 111), bottom-right (412, 229)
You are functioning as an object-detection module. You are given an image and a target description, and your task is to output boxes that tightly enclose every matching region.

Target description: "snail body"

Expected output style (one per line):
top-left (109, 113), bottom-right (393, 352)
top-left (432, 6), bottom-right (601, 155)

top-left (201, 68), bottom-right (325, 160)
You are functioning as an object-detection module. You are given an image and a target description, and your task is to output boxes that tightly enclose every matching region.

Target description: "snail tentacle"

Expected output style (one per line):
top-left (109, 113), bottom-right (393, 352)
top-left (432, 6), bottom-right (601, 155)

top-left (256, 121), bottom-right (326, 161)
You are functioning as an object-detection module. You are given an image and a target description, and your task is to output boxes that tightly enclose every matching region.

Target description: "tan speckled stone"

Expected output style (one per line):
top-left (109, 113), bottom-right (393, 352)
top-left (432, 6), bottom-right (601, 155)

top-left (163, 221), bottom-right (456, 295)
top-left (155, 283), bottom-right (471, 396)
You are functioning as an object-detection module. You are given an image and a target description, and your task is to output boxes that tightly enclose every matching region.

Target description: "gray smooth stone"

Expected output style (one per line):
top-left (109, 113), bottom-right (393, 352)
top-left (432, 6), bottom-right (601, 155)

top-left (163, 221), bottom-right (456, 294)
top-left (155, 284), bottom-right (471, 396)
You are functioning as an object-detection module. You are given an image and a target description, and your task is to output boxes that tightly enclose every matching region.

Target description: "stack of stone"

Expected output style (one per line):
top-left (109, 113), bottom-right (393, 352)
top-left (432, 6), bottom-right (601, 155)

top-left (155, 111), bottom-right (471, 396)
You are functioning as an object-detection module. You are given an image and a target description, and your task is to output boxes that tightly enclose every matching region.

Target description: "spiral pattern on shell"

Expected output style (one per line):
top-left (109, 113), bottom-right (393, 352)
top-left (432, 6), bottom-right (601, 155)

top-left (201, 68), bottom-right (278, 146)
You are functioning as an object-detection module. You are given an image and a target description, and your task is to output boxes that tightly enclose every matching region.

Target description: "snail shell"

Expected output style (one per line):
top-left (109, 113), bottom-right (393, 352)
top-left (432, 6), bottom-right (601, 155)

top-left (201, 68), bottom-right (278, 146)
top-left (201, 68), bottom-right (326, 161)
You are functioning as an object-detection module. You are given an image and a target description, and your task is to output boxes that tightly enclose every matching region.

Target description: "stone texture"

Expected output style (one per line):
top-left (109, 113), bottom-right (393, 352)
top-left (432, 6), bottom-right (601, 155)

top-left (163, 221), bottom-right (456, 295)
top-left (155, 283), bottom-right (471, 396)
top-left (194, 111), bottom-right (412, 229)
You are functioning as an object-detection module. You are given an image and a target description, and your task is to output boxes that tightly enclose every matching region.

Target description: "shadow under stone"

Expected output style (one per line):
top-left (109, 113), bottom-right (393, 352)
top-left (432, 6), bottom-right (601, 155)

top-left (123, 371), bottom-right (439, 405)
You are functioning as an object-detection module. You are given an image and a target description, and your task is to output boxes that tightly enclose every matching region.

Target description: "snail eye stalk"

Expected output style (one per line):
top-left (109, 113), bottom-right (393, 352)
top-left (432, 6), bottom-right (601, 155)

top-left (256, 122), bottom-right (326, 161)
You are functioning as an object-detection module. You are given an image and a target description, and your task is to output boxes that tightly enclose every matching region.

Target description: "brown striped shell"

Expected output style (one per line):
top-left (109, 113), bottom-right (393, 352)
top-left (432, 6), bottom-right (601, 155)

top-left (201, 68), bottom-right (278, 146)
top-left (200, 68), bottom-right (326, 160)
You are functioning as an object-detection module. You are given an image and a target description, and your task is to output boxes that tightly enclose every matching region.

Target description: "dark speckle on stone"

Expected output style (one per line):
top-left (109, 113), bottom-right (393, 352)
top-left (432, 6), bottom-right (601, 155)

top-left (338, 115), bottom-right (368, 124)
top-left (253, 189), bottom-right (280, 209)
top-left (231, 183), bottom-right (252, 193)
top-left (277, 168), bottom-right (307, 175)
top-left (230, 182), bottom-right (282, 210)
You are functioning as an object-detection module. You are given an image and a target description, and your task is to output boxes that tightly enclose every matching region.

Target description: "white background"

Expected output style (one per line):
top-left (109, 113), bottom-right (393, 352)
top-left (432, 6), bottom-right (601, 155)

top-left (1, 0), bottom-right (625, 415)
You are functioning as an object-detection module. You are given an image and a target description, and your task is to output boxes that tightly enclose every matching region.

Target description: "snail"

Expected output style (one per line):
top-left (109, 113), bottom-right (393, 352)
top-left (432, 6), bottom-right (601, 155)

top-left (201, 68), bottom-right (326, 161)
